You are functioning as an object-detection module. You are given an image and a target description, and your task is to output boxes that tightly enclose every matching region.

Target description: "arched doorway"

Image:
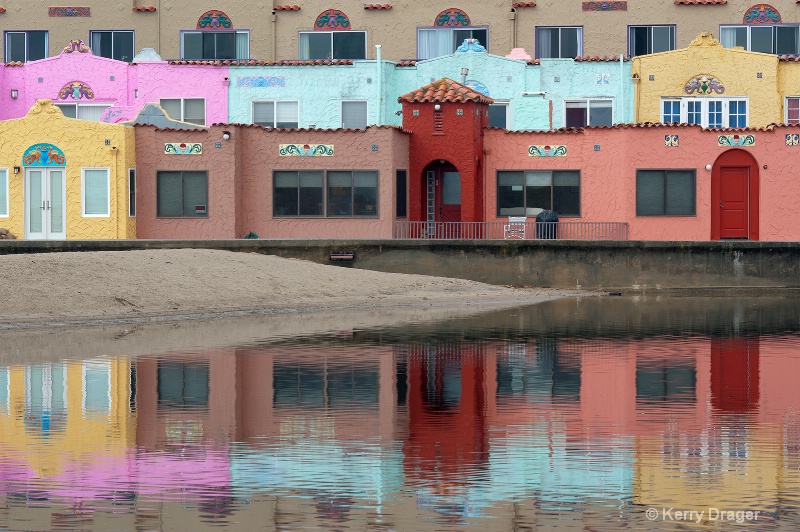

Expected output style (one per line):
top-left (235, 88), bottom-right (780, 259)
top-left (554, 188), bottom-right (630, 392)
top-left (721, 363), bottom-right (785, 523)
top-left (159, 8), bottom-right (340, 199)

top-left (710, 149), bottom-right (759, 240)
top-left (422, 160), bottom-right (461, 237)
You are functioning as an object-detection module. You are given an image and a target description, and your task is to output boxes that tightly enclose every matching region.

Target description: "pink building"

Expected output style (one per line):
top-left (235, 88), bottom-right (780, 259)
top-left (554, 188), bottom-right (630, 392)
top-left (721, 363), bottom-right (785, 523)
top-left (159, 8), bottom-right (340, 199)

top-left (1, 40), bottom-right (228, 126)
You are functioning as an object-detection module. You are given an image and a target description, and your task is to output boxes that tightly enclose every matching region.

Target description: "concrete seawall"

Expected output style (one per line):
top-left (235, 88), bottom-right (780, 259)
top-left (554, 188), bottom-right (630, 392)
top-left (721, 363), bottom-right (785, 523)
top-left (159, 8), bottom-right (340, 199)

top-left (1, 239), bottom-right (799, 291)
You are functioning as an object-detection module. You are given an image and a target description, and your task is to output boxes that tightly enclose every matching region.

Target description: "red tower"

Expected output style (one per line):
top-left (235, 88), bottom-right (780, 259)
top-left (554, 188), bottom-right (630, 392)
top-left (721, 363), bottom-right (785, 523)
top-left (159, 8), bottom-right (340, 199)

top-left (398, 78), bottom-right (492, 228)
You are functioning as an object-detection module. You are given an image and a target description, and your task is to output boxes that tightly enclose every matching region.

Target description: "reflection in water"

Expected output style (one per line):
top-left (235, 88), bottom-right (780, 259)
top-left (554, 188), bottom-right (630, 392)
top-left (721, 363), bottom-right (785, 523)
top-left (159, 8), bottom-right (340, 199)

top-left (0, 296), bottom-right (799, 529)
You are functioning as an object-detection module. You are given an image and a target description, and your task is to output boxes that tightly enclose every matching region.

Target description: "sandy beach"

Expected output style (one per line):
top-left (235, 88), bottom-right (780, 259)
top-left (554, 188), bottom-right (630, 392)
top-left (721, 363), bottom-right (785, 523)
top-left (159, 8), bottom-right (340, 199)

top-left (0, 248), bottom-right (592, 328)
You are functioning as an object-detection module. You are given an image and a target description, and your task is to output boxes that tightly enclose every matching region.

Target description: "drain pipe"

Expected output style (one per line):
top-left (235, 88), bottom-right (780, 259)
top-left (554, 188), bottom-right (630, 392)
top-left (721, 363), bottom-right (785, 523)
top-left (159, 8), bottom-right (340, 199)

top-left (509, 8), bottom-right (517, 50)
top-left (270, 11), bottom-right (277, 62)
top-left (376, 44), bottom-right (382, 126)
top-left (618, 52), bottom-right (624, 124)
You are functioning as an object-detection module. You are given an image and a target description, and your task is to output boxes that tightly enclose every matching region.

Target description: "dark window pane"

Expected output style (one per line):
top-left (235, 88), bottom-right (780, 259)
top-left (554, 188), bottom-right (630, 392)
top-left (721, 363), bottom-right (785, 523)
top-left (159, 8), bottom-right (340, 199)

top-left (665, 170), bottom-right (695, 215)
top-left (157, 172), bottom-right (183, 216)
top-left (274, 171), bottom-right (299, 216)
top-left (328, 171), bottom-right (353, 216)
top-left (27, 31), bottom-right (47, 61)
top-left (561, 27), bottom-right (579, 58)
top-left (553, 171), bottom-right (580, 216)
top-left (636, 170), bottom-right (665, 215)
top-left (298, 171), bottom-right (323, 216)
top-left (497, 171), bottom-right (524, 215)
top-left (214, 32), bottom-right (236, 59)
top-left (333, 32), bottom-right (366, 59)
top-left (91, 31), bottom-right (113, 58)
top-left (471, 29), bottom-right (488, 49)
top-left (6, 32), bottom-right (26, 62)
top-left (630, 26), bottom-right (649, 57)
top-left (183, 171), bottom-right (208, 217)
top-left (303, 32), bottom-right (331, 59)
top-left (396, 170), bottom-right (407, 217)
top-left (565, 106), bottom-right (587, 128)
top-left (589, 102), bottom-right (613, 127)
top-left (489, 105), bottom-right (507, 128)
top-left (202, 33), bottom-right (217, 59)
top-left (353, 171), bottom-right (378, 216)
top-left (183, 32), bottom-right (203, 60)
top-left (750, 26), bottom-right (773, 54)
top-left (652, 26), bottom-right (674, 54)
top-left (776, 26), bottom-right (799, 55)
top-left (113, 32), bottom-right (134, 62)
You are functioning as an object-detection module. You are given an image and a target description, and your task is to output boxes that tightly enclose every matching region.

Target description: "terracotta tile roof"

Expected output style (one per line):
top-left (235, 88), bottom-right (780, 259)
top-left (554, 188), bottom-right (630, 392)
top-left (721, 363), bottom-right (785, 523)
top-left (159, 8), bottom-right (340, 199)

top-left (398, 78), bottom-right (494, 104)
top-left (364, 3), bottom-right (393, 9)
top-left (132, 5), bottom-right (157, 11)
top-left (512, 2), bottom-right (537, 7)
top-left (574, 55), bottom-right (628, 62)
top-left (205, 123), bottom-right (412, 134)
top-left (3, 61), bottom-right (24, 67)
top-left (166, 59), bottom-right (354, 66)
top-left (492, 122), bottom-right (800, 134)
top-left (674, 0), bottom-right (726, 4)
top-left (274, 5), bottom-right (300, 10)
top-left (527, 59), bottom-right (541, 65)
top-left (396, 60), bottom-right (418, 66)
top-left (780, 55), bottom-right (800, 61)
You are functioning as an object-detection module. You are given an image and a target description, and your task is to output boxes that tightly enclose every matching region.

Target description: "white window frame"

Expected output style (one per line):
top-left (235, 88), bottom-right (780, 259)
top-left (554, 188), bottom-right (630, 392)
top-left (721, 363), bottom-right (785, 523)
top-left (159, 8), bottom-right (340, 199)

top-left (0, 169), bottom-right (8, 217)
top-left (564, 99), bottom-right (614, 128)
top-left (720, 24), bottom-right (800, 55)
top-left (661, 97), bottom-right (749, 128)
top-left (341, 100), bottom-right (369, 129)
top-left (489, 102), bottom-right (510, 129)
top-left (89, 30), bottom-right (135, 62)
top-left (416, 26), bottom-right (489, 60)
top-left (786, 97), bottom-right (800, 124)
top-left (628, 25), bottom-right (676, 57)
top-left (82, 359), bottom-right (112, 417)
top-left (180, 30), bottom-right (250, 60)
top-left (4, 30), bottom-right (48, 63)
top-left (159, 98), bottom-right (206, 126)
top-left (535, 26), bottom-right (582, 59)
top-left (253, 101), bottom-right (299, 128)
top-left (81, 167), bottom-right (110, 217)
top-left (55, 103), bottom-right (112, 122)
top-left (128, 168), bottom-right (136, 217)
top-left (298, 30), bottom-right (367, 60)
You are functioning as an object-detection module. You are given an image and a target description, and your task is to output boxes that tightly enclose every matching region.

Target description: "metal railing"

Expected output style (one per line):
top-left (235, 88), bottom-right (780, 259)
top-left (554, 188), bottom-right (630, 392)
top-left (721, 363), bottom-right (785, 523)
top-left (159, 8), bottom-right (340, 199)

top-left (393, 221), bottom-right (629, 240)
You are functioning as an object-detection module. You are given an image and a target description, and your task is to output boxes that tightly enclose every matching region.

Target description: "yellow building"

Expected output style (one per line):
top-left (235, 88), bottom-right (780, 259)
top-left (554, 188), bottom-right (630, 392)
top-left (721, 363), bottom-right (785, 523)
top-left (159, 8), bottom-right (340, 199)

top-left (632, 32), bottom-right (799, 129)
top-left (0, 99), bottom-right (135, 240)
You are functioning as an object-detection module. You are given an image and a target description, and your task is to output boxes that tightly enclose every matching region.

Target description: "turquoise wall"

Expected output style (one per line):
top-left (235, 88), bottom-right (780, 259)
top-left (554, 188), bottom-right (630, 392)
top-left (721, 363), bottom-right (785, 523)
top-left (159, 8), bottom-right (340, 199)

top-left (228, 51), bottom-right (634, 131)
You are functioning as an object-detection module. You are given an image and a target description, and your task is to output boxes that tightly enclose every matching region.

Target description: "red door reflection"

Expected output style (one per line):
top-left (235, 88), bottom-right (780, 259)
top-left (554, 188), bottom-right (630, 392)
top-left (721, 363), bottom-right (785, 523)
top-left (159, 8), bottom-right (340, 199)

top-left (711, 338), bottom-right (759, 413)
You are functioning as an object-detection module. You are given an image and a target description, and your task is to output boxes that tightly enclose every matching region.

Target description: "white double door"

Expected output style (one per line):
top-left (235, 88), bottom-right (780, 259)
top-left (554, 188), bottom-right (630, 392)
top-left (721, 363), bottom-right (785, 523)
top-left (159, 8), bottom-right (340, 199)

top-left (25, 168), bottom-right (66, 240)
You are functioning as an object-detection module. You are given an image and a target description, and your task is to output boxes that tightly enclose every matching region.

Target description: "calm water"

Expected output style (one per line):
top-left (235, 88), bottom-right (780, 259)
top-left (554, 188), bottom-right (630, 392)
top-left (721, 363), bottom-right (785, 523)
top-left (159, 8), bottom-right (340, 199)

top-left (1, 295), bottom-right (800, 530)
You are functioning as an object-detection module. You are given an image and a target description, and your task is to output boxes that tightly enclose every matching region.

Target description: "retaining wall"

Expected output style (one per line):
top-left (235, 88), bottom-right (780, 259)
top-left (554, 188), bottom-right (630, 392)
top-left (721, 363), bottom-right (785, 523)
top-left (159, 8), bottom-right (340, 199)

top-left (2, 239), bottom-right (799, 291)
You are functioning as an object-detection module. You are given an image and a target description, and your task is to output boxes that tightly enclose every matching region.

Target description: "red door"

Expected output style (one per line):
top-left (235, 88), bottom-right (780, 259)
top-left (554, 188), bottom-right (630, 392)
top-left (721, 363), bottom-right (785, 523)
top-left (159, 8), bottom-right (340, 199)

top-left (719, 166), bottom-right (749, 239)
top-left (711, 338), bottom-right (759, 413)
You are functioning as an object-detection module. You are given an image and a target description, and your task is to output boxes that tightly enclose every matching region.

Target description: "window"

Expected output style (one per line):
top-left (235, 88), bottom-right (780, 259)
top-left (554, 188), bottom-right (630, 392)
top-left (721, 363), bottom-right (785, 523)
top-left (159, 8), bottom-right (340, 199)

top-left (661, 98), bottom-right (748, 128)
top-left (159, 98), bottom-right (205, 125)
top-left (83, 360), bottom-right (111, 415)
top-left (497, 170), bottom-right (580, 217)
top-left (636, 362), bottom-right (696, 404)
top-left (4, 31), bottom-right (48, 62)
top-left (299, 31), bottom-right (366, 60)
top-left (489, 103), bottom-right (509, 128)
top-left (128, 169), bottom-right (136, 217)
top-left (636, 169), bottom-right (696, 216)
top-left (158, 362), bottom-right (209, 408)
top-left (786, 97), bottom-right (800, 124)
top-left (253, 101), bottom-right (299, 128)
top-left (629, 25), bottom-right (675, 57)
top-left (89, 31), bottom-right (134, 62)
top-left (0, 169), bottom-right (7, 217)
top-left (721, 25), bottom-right (800, 55)
top-left (396, 169), bottom-right (407, 218)
top-left (417, 27), bottom-right (488, 59)
top-left (82, 168), bottom-right (110, 217)
top-left (274, 170), bottom-right (378, 217)
top-left (565, 100), bottom-right (613, 128)
top-left (55, 104), bottom-right (112, 122)
top-left (181, 30), bottom-right (249, 60)
top-left (536, 27), bottom-right (581, 59)
top-left (342, 101), bottom-right (368, 129)
top-left (157, 171), bottom-right (208, 217)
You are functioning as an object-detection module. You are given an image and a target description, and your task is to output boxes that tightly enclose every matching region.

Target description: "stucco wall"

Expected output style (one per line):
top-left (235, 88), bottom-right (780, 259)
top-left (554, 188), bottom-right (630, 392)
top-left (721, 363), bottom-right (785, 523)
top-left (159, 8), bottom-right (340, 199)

top-left (134, 125), bottom-right (239, 239)
top-left (0, 100), bottom-right (134, 239)
top-left (484, 124), bottom-right (800, 241)
top-left (4, 1), bottom-right (800, 63)
top-left (236, 125), bottom-right (408, 239)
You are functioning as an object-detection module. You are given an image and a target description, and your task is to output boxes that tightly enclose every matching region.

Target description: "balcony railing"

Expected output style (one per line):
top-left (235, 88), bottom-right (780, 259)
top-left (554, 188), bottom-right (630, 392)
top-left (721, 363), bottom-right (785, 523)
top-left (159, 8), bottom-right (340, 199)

top-left (393, 221), bottom-right (629, 240)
